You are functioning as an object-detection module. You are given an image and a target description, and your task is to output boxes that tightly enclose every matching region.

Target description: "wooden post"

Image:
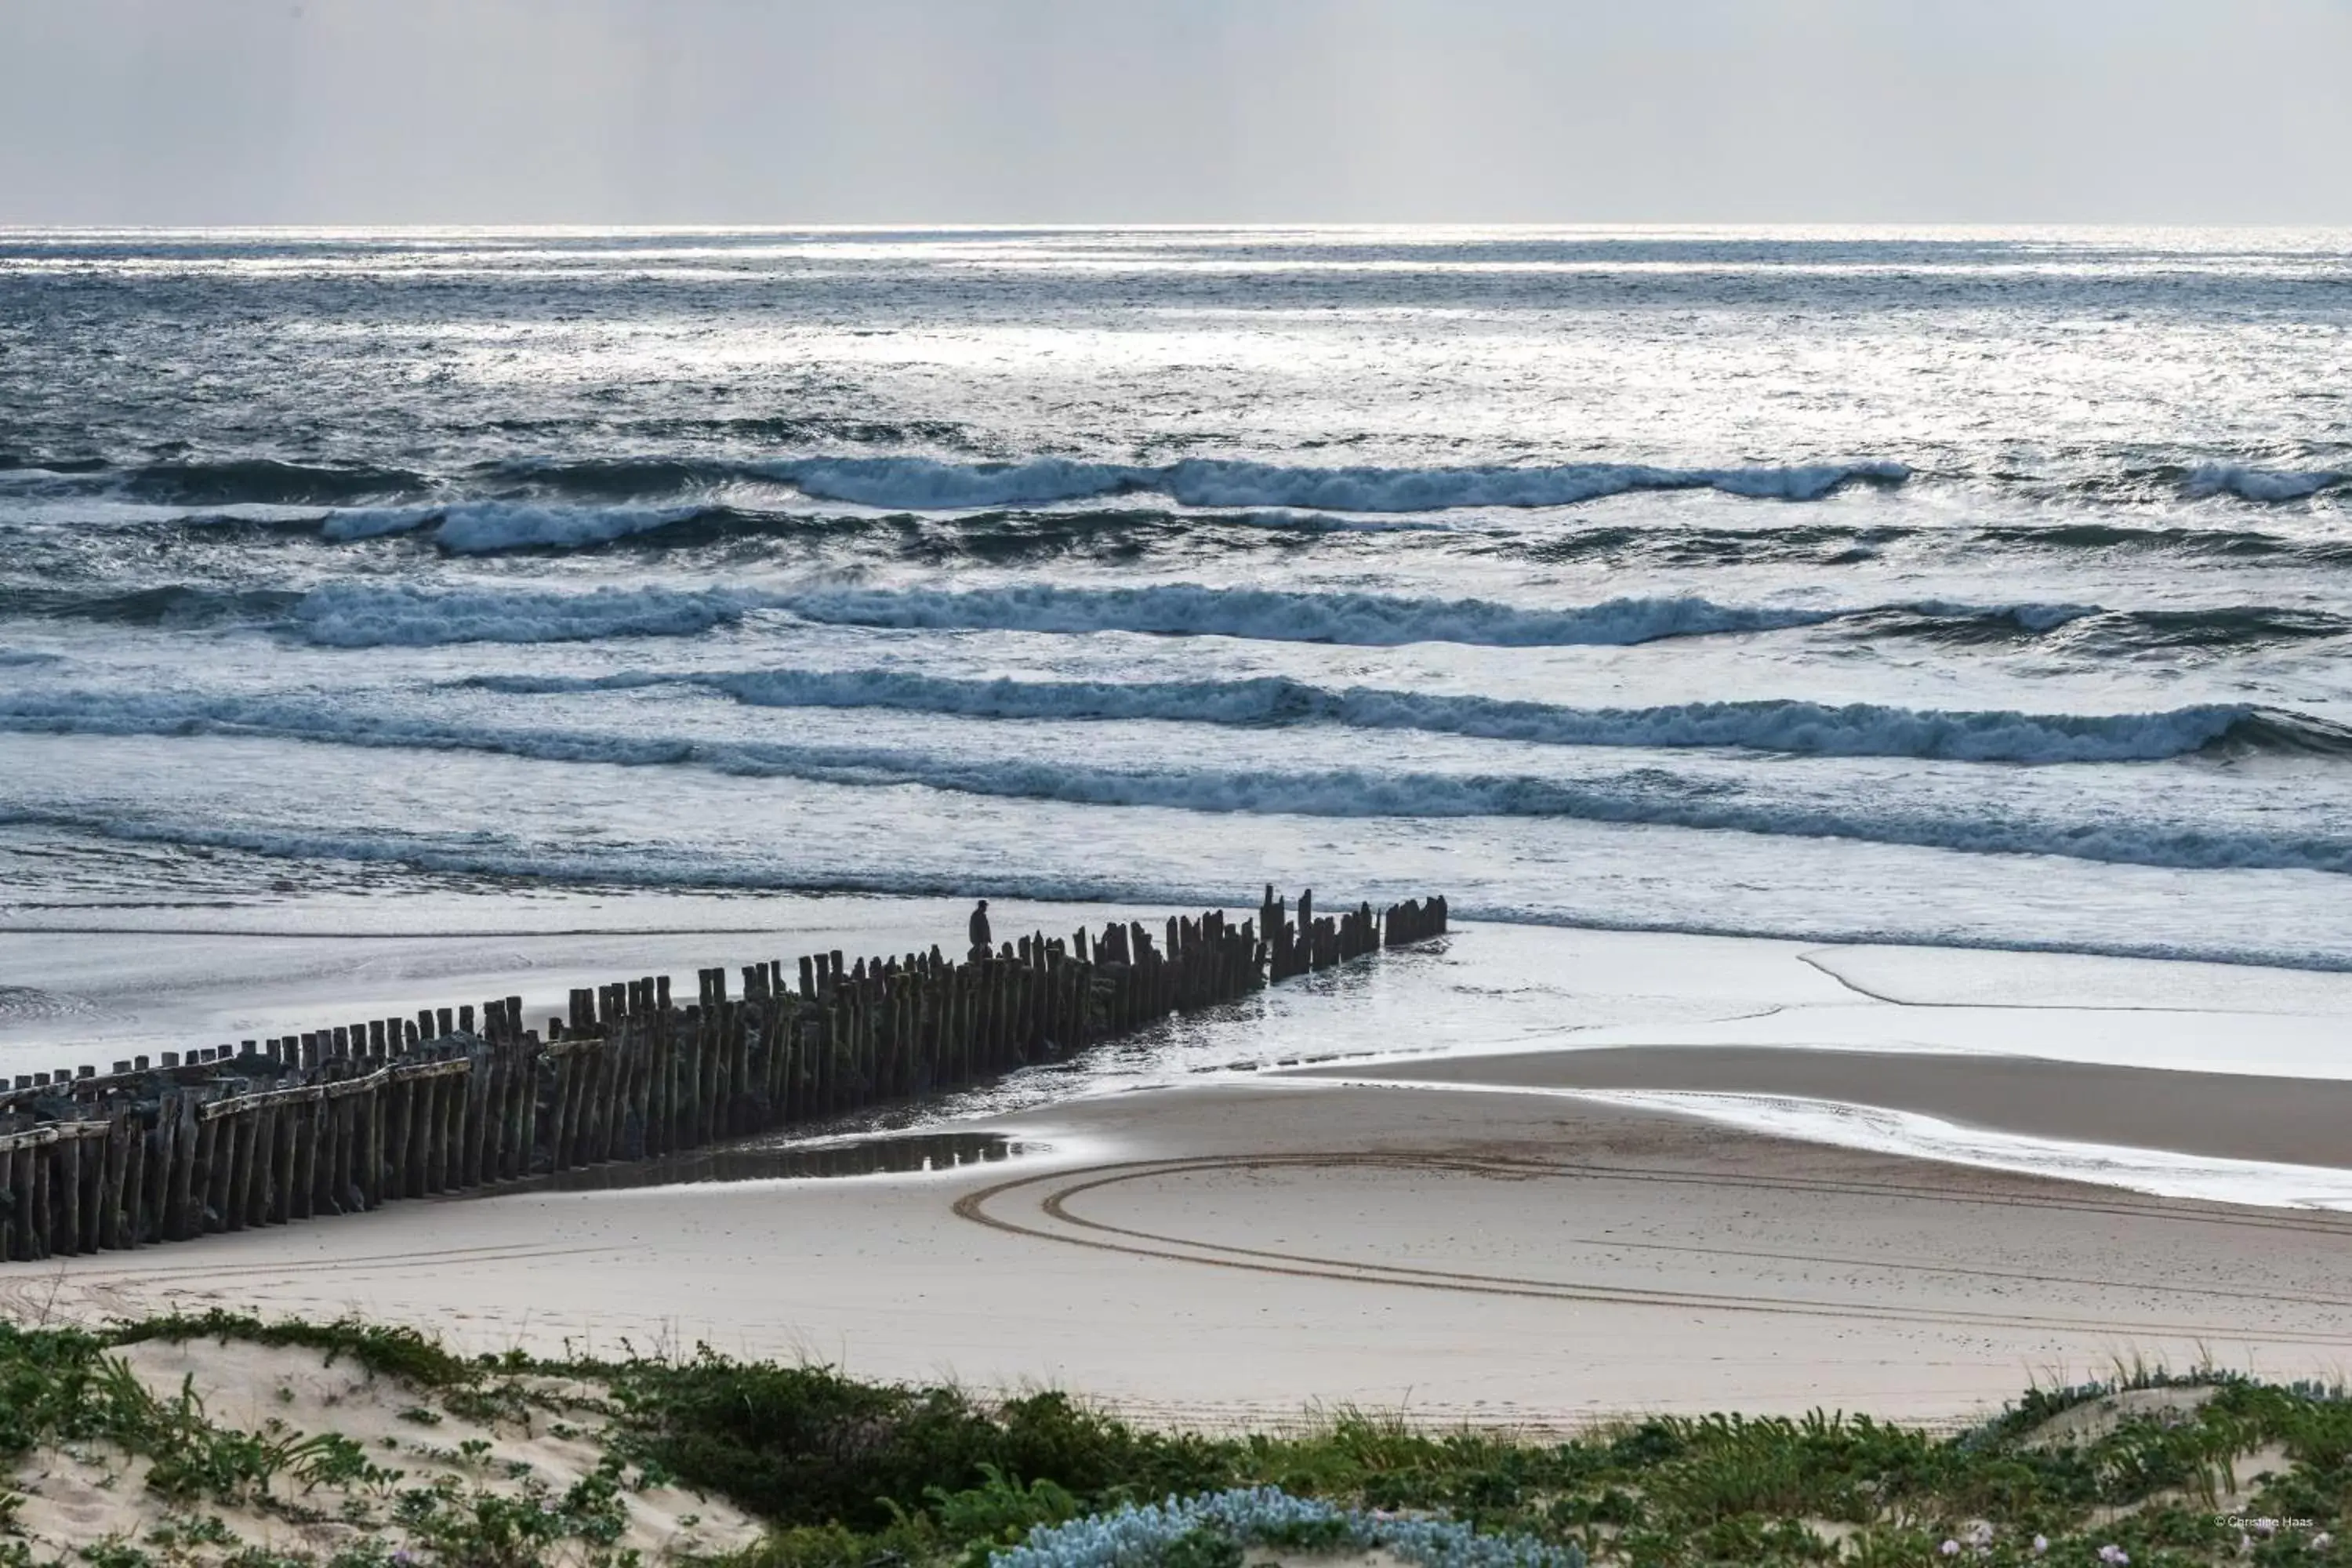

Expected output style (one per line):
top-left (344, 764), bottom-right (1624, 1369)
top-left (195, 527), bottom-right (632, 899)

top-left (550, 1051), bottom-right (577, 1170)
top-left (423, 1071), bottom-right (448, 1192)
top-left (191, 1112), bottom-right (220, 1234)
top-left (580, 1040), bottom-right (604, 1163)
top-left (316, 1087), bottom-right (343, 1216)
top-left (411, 1072), bottom-right (437, 1196)
top-left (272, 1101), bottom-right (298, 1223)
top-left (58, 1134), bottom-right (83, 1255)
top-left (97, 1115), bottom-right (125, 1250)
top-left (401, 1073), bottom-right (426, 1197)
top-left (412, 1072), bottom-right (437, 1193)
top-left (249, 1104), bottom-right (276, 1226)
top-left (488, 1046), bottom-right (515, 1180)
top-left (343, 1085), bottom-right (365, 1211)
top-left (580, 1041), bottom-right (608, 1166)
top-left (426, 1072), bottom-right (447, 1194)
top-left (646, 1011), bottom-right (670, 1156)
top-left (155, 1096), bottom-right (183, 1241)
top-left (674, 1009), bottom-right (699, 1150)
top-left (127, 1112), bottom-right (152, 1247)
top-left (27, 1139), bottom-right (52, 1259)
top-left (470, 1046), bottom-right (497, 1185)
top-left (510, 1043), bottom-right (535, 1176)
top-left (356, 1081), bottom-right (380, 1210)
top-left (379, 1076), bottom-right (406, 1201)
top-left (220, 1109), bottom-right (252, 1232)
top-left (448, 1061), bottom-right (471, 1185)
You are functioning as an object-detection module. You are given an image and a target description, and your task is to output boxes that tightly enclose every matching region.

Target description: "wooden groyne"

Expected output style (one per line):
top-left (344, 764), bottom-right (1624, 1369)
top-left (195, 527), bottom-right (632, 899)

top-left (0, 889), bottom-right (1446, 1262)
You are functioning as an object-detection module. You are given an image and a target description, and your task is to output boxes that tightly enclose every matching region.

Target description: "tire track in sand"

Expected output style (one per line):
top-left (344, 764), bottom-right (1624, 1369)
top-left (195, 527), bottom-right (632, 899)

top-left (954, 1153), bottom-right (2352, 1344)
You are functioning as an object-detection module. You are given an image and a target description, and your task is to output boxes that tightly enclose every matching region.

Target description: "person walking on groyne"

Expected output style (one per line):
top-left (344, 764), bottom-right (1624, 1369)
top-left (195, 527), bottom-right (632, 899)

top-left (968, 898), bottom-right (993, 960)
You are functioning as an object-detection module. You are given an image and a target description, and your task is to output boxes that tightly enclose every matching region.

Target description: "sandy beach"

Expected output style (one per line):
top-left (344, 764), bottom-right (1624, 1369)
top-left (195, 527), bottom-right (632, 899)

top-left (7, 916), bottom-right (2350, 1431)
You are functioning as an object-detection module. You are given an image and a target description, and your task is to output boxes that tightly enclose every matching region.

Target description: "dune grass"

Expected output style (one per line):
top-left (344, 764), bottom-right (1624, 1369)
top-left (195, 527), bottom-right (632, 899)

top-left (0, 1312), bottom-right (2343, 1567)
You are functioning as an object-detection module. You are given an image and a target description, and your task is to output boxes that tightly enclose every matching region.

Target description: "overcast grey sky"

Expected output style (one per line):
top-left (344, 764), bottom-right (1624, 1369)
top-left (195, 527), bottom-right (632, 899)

top-left (5, 0), bottom-right (2350, 224)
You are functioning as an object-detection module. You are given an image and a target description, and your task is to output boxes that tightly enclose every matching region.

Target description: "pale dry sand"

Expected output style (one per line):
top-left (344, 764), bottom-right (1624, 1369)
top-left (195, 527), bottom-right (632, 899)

top-left (7, 1065), bottom-right (2350, 1432)
top-left (7, 1337), bottom-right (763, 1561)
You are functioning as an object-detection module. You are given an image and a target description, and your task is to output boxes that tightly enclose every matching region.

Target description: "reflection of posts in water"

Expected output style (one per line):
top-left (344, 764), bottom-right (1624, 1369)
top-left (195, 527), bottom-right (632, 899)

top-left (0, 887), bottom-right (1446, 1261)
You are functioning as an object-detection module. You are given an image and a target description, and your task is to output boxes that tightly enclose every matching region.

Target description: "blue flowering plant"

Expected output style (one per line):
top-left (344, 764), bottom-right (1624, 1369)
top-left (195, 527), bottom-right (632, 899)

top-left (990, 1486), bottom-right (1584, 1568)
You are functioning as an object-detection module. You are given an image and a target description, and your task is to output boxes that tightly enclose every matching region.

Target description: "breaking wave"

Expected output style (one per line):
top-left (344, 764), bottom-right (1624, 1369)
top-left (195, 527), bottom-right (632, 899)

top-left (0, 452), bottom-right (1911, 520)
top-left (281, 582), bottom-right (1856, 649)
top-left (468, 668), bottom-right (2352, 765)
top-left (9, 575), bottom-right (2336, 659)
top-left (0, 583), bottom-right (307, 627)
top-left (1844, 601), bottom-right (2350, 651)
top-left (321, 500), bottom-right (709, 552)
top-left (772, 583), bottom-right (1848, 646)
top-left (290, 583), bottom-right (764, 647)
top-left (2057, 605), bottom-right (2352, 652)
top-left (16, 452), bottom-right (2352, 525)
top-left (768, 456), bottom-right (1913, 512)
top-left (2183, 464), bottom-right (2350, 503)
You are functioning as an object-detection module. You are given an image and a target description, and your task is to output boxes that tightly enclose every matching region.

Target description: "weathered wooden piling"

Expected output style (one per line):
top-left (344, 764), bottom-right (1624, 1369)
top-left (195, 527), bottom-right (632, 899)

top-left (0, 888), bottom-right (1447, 1260)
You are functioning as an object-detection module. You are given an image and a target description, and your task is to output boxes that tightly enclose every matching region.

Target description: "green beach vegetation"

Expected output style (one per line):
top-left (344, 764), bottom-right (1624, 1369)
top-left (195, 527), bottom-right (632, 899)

top-left (0, 1312), bottom-right (2342, 1568)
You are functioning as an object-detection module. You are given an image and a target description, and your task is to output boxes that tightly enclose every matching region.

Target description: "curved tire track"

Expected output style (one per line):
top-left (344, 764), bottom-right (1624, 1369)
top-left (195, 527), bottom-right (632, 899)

top-left (955, 1152), bottom-right (2352, 1344)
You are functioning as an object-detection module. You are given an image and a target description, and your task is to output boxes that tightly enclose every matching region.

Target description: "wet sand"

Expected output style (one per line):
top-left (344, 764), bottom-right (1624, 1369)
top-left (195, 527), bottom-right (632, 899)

top-left (1312, 1046), bottom-right (2352, 1168)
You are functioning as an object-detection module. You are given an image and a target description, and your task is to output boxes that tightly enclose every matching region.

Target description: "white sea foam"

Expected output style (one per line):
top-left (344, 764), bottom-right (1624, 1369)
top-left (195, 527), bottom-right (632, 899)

top-left (1283, 1078), bottom-right (2352, 1210)
top-left (773, 456), bottom-right (1912, 513)
top-left (1552, 1089), bottom-right (2352, 1211)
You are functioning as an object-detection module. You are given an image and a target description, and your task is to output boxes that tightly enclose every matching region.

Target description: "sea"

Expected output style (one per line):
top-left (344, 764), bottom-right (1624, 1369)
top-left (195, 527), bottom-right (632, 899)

top-left (2, 226), bottom-right (2350, 971)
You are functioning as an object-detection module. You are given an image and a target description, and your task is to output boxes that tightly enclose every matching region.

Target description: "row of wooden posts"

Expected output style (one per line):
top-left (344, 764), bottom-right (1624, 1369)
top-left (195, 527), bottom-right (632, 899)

top-left (0, 889), bottom-right (1446, 1262)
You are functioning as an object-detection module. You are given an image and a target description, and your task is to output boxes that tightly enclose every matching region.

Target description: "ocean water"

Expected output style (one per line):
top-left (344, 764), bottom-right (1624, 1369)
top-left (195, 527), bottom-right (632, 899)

top-left (2, 225), bottom-right (2350, 967)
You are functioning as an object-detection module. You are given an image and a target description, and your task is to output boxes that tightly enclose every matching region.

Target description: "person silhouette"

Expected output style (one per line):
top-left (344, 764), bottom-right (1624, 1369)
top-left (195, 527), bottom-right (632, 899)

top-left (967, 898), bottom-right (993, 960)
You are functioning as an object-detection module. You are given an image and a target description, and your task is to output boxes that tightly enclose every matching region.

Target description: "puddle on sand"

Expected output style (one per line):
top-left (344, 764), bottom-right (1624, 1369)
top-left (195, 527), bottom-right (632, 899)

top-left (519, 1131), bottom-right (1042, 1194)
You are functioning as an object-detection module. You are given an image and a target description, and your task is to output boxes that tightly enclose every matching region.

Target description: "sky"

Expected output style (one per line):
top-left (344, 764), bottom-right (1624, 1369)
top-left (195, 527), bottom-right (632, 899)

top-left (5, 0), bottom-right (2352, 225)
